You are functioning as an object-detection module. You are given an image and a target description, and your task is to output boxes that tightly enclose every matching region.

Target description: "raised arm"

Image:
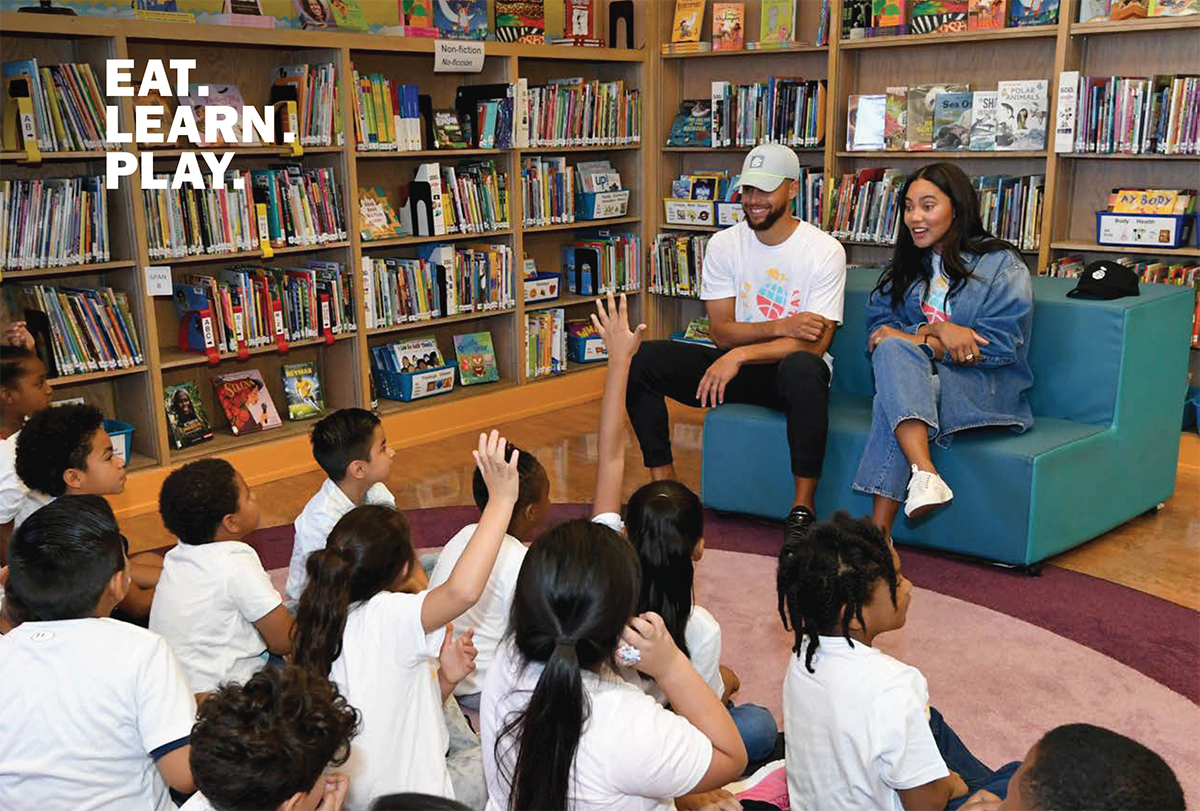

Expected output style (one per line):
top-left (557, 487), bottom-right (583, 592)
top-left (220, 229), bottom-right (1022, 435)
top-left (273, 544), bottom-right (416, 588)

top-left (590, 292), bottom-right (646, 518)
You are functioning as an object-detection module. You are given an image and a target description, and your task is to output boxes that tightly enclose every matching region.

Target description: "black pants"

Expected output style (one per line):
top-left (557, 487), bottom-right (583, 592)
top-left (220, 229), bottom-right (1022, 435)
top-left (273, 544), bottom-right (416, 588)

top-left (625, 340), bottom-right (831, 479)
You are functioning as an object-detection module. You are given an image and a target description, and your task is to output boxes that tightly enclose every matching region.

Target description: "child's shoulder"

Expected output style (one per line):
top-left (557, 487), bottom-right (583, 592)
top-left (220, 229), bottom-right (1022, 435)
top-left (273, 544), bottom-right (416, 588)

top-left (687, 604), bottom-right (722, 644)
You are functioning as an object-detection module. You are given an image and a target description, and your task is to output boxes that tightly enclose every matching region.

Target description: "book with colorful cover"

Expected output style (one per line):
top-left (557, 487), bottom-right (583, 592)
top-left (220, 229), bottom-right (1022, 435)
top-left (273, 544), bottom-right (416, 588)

top-left (847, 94), bottom-right (887, 151)
top-left (968, 90), bottom-right (998, 150)
top-left (211, 369), bottom-right (283, 436)
top-left (359, 186), bottom-right (406, 241)
top-left (996, 79), bottom-right (1048, 150)
top-left (177, 84), bottom-right (259, 146)
top-left (434, 110), bottom-right (470, 148)
top-left (281, 361), bottom-right (324, 420)
top-left (884, 87), bottom-right (907, 150)
top-left (760, 0), bottom-right (797, 42)
top-left (712, 3), bottom-right (746, 50)
top-left (908, 0), bottom-right (969, 32)
top-left (843, 0), bottom-right (873, 35)
top-left (327, 0), bottom-right (367, 29)
top-left (292, 0), bottom-right (335, 28)
top-left (871, 0), bottom-right (908, 34)
top-left (932, 91), bottom-right (973, 150)
top-left (1077, 0), bottom-right (1111, 18)
top-left (1009, 0), bottom-right (1060, 24)
top-left (402, 0), bottom-right (438, 35)
top-left (672, 0), bottom-right (705, 42)
top-left (907, 83), bottom-right (968, 150)
top-left (496, 0), bottom-right (545, 42)
top-left (453, 331), bottom-right (500, 385)
top-left (668, 100), bottom-right (714, 146)
top-left (435, 0), bottom-right (488, 39)
top-left (163, 381), bottom-right (213, 449)
top-left (388, 336), bottom-right (445, 371)
top-left (968, 0), bottom-right (1008, 26)
top-left (1109, 0), bottom-right (1148, 17)
top-left (1148, 0), bottom-right (1198, 13)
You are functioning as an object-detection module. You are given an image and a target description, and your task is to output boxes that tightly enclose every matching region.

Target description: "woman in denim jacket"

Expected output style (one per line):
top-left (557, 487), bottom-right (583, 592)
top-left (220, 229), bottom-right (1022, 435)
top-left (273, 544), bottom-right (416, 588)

top-left (853, 163), bottom-right (1034, 535)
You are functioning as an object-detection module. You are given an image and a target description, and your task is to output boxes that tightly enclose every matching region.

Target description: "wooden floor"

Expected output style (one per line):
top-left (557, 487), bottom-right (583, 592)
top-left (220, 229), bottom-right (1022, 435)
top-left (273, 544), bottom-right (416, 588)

top-left (123, 402), bottom-right (1200, 611)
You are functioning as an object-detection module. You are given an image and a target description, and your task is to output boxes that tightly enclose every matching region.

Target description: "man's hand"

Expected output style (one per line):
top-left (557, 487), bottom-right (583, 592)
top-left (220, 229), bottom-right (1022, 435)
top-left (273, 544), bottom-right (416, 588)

top-left (776, 312), bottom-right (830, 343)
top-left (696, 350), bottom-right (742, 408)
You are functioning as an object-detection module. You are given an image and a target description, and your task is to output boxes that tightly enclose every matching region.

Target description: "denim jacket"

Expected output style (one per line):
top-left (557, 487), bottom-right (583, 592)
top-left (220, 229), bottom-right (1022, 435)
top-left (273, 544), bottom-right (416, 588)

top-left (865, 248), bottom-right (1035, 437)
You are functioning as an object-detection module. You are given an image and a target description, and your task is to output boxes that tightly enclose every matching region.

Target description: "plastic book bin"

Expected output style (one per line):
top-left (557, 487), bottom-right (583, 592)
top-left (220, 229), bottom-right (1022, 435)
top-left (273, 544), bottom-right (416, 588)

top-left (103, 419), bottom-right (135, 465)
top-left (700, 267), bottom-right (1195, 566)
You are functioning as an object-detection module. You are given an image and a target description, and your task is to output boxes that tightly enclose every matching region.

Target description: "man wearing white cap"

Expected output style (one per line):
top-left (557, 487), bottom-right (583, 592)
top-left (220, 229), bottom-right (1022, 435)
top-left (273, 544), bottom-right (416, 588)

top-left (626, 144), bottom-right (846, 532)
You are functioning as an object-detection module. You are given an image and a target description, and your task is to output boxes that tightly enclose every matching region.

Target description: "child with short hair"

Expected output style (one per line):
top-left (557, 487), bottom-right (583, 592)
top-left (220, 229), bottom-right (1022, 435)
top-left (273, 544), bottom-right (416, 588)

top-left (0, 342), bottom-right (52, 561)
top-left (286, 407), bottom-right (397, 601)
top-left (13, 402), bottom-right (160, 617)
top-left (0, 495), bottom-right (196, 811)
top-left (183, 663), bottom-right (360, 811)
top-left (151, 458), bottom-right (292, 696)
top-left (290, 430), bottom-right (519, 809)
top-left (777, 513), bottom-right (1017, 811)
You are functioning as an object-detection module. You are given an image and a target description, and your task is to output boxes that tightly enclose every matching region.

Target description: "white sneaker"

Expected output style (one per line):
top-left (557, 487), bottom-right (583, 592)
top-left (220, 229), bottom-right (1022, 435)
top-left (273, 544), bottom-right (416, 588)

top-left (904, 464), bottom-right (953, 518)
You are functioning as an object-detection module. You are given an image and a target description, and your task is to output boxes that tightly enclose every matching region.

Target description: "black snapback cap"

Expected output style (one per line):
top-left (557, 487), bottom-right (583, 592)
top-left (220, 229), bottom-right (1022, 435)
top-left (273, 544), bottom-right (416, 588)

top-left (1066, 260), bottom-right (1140, 300)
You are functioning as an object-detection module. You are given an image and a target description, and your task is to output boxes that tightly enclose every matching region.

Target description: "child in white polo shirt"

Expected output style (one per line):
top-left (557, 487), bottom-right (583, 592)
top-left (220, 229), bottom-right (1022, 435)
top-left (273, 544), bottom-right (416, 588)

top-left (150, 458), bottom-right (292, 696)
top-left (0, 495), bottom-right (197, 811)
top-left (0, 341), bottom-right (51, 563)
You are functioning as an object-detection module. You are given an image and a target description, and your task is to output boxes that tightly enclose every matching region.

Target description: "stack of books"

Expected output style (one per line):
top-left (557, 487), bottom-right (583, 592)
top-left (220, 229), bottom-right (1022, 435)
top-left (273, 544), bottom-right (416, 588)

top-left (0, 59), bottom-right (109, 152)
top-left (1064, 73), bottom-right (1200, 155)
top-left (711, 78), bottom-right (827, 148)
top-left (11, 284), bottom-right (142, 375)
top-left (1, 176), bottom-right (109, 270)
top-left (441, 160), bottom-right (510, 234)
top-left (275, 62), bottom-right (343, 148)
top-left (650, 232), bottom-right (710, 298)
top-left (526, 308), bottom-right (566, 378)
top-left (523, 78), bottom-right (641, 147)
top-left (976, 174), bottom-right (1044, 251)
top-left (143, 171), bottom-right (258, 260)
top-left (521, 156), bottom-right (575, 226)
top-left (252, 166), bottom-right (347, 247)
top-left (562, 231), bottom-right (642, 294)
top-left (350, 70), bottom-right (422, 151)
top-left (825, 168), bottom-right (907, 244)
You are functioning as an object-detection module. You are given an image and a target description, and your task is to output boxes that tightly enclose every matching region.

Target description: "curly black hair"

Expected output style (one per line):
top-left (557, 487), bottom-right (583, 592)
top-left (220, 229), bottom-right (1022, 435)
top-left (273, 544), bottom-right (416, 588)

top-left (776, 512), bottom-right (898, 673)
top-left (1021, 724), bottom-right (1185, 810)
top-left (471, 442), bottom-right (547, 515)
top-left (1, 346), bottom-right (39, 390)
top-left (190, 664), bottom-right (361, 811)
top-left (310, 408), bottom-right (380, 482)
top-left (15, 403), bottom-right (105, 497)
top-left (158, 459), bottom-right (241, 546)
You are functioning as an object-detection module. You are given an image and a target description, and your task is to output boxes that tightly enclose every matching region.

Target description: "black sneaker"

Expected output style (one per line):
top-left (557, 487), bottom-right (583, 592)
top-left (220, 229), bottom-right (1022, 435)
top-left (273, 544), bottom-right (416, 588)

top-left (785, 505), bottom-right (816, 540)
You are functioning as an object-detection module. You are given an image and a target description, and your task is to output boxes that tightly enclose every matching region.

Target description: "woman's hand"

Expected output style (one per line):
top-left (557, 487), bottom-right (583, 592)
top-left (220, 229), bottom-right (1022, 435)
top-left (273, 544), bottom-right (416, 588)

top-left (591, 291), bottom-right (647, 363)
top-left (929, 322), bottom-right (989, 365)
top-left (868, 325), bottom-right (910, 352)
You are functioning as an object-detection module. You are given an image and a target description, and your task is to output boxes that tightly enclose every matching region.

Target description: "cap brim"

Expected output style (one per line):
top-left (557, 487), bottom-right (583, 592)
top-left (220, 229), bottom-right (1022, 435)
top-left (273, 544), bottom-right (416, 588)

top-left (736, 171), bottom-right (787, 193)
top-left (1067, 288), bottom-right (1124, 300)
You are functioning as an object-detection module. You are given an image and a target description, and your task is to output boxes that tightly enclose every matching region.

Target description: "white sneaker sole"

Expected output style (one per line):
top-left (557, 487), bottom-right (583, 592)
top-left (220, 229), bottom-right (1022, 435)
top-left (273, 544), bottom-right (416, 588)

top-left (905, 493), bottom-right (952, 519)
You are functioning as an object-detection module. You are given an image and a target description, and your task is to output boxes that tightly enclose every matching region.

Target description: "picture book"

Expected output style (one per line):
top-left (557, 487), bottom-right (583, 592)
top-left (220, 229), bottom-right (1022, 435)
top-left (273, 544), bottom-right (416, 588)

top-left (435, 0), bottom-right (488, 39)
top-left (1077, 0), bottom-right (1110, 18)
top-left (933, 91), bottom-right (973, 150)
top-left (293, 0), bottom-right (335, 28)
top-left (434, 111), bottom-right (470, 148)
top-left (1009, 0), bottom-right (1060, 24)
top-left (1148, 0), bottom-right (1198, 13)
top-left (968, 90), bottom-right (998, 150)
top-left (908, 0), bottom-right (969, 33)
top-left (403, 0), bottom-right (438, 35)
top-left (842, 0), bottom-right (873, 35)
top-left (847, 94), bottom-right (887, 151)
top-left (327, 0), bottom-right (367, 29)
top-left (453, 331), bottom-right (500, 385)
top-left (177, 84), bottom-right (257, 146)
top-left (227, 0), bottom-right (264, 14)
top-left (389, 336), bottom-right (445, 372)
top-left (359, 186), bottom-right (406, 241)
top-left (212, 370), bottom-right (282, 436)
top-left (563, 0), bottom-right (593, 39)
top-left (996, 79), bottom-right (1048, 150)
top-left (163, 381), bottom-right (213, 449)
top-left (712, 3), bottom-right (746, 50)
top-left (760, 0), bottom-right (797, 42)
top-left (907, 83), bottom-right (968, 150)
top-left (668, 99), bottom-right (714, 147)
top-left (684, 316), bottom-right (714, 342)
top-left (281, 361), bottom-right (324, 420)
top-left (496, 0), bottom-right (545, 43)
top-left (885, 87), bottom-right (908, 150)
top-left (673, 0), bottom-right (705, 42)
top-left (1108, 188), bottom-right (1194, 214)
top-left (871, 0), bottom-right (908, 35)
top-left (968, 0), bottom-right (1008, 27)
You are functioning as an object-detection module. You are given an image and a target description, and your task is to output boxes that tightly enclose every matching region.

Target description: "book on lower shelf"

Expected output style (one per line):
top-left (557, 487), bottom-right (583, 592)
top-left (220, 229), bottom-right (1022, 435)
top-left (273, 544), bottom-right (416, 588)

top-left (521, 155), bottom-right (575, 226)
top-left (672, 316), bottom-right (717, 347)
top-left (396, 160), bottom-right (510, 237)
top-left (281, 360), bottom-right (325, 420)
top-left (526, 308), bottom-right (566, 378)
top-left (650, 232), bottom-right (710, 298)
top-left (1, 176), bottom-right (110, 271)
top-left (163, 381), bottom-right (214, 449)
top-left (212, 369), bottom-right (282, 436)
top-left (561, 231), bottom-right (642, 295)
top-left (370, 336), bottom-right (456, 401)
top-left (8, 283), bottom-right (143, 376)
top-left (453, 331), bottom-right (501, 384)
top-left (711, 78), bottom-right (827, 148)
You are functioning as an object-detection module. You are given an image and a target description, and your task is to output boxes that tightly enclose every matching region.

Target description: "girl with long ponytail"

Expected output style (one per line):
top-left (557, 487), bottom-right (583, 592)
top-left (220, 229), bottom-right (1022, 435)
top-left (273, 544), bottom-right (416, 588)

top-left (291, 430), bottom-right (521, 809)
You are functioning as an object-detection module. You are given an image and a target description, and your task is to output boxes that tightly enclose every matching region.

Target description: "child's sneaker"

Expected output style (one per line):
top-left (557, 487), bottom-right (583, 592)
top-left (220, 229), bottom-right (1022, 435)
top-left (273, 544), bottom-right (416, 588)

top-left (904, 465), bottom-right (952, 518)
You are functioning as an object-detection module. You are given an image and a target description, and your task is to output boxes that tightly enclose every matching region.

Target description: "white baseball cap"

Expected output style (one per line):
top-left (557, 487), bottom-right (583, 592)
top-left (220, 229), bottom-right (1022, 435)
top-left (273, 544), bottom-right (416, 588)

top-left (736, 143), bottom-right (800, 193)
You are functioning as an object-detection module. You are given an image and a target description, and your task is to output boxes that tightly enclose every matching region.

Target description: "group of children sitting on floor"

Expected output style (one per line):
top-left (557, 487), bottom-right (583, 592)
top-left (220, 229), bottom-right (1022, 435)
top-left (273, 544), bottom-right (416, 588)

top-left (0, 299), bottom-right (1187, 811)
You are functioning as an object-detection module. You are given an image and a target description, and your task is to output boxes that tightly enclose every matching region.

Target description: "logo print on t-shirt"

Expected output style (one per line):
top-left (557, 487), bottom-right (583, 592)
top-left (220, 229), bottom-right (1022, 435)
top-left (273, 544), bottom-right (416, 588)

top-left (30, 631), bottom-right (54, 642)
top-left (754, 268), bottom-right (793, 320)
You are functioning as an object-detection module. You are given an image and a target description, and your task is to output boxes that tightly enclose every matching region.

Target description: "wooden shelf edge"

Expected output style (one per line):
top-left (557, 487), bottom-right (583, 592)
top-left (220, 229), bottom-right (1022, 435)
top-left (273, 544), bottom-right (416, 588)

top-left (840, 24), bottom-right (1057, 49)
top-left (361, 229), bottom-right (513, 248)
top-left (523, 215), bottom-right (641, 233)
top-left (366, 308), bottom-right (517, 337)
top-left (837, 150), bottom-right (1048, 158)
top-left (50, 364), bottom-right (149, 387)
top-left (0, 150), bottom-right (112, 162)
top-left (3, 260), bottom-right (136, 280)
top-left (1051, 241), bottom-right (1200, 257)
top-left (159, 333), bottom-right (354, 371)
top-left (1070, 15), bottom-right (1200, 35)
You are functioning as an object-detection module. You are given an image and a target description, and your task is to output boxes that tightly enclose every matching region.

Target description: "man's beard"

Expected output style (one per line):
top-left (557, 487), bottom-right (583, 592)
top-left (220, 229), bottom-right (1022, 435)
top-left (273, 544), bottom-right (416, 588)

top-left (744, 198), bottom-right (789, 231)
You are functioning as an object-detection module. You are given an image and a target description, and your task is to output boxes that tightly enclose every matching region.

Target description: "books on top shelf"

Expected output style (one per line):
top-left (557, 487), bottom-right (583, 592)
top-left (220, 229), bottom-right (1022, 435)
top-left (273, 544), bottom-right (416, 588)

top-left (521, 155), bottom-right (575, 226)
top-left (1058, 73), bottom-right (1200, 156)
top-left (906, 83), bottom-right (968, 150)
top-left (212, 369), bottom-right (282, 436)
top-left (711, 77), bottom-right (827, 148)
top-left (1, 59), bottom-right (108, 153)
top-left (843, 0), bottom-right (873, 37)
top-left (668, 100), bottom-right (714, 147)
top-left (7, 283), bottom-right (142, 376)
top-left (672, 0), bottom-right (705, 43)
top-left (524, 78), bottom-right (641, 147)
top-left (996, 80), bottom-right (1049, 151)
top-left (713, 3), bottom-right (746, 50)
top-left (857, 84), bottom-right (1047, 152)
top-left (1, 176), bottom-right (109, 271)
top-left (526, 307), bottom-right (566, 378)
top-left (1147, 0), bottom-right (1199, 13)
top-left (282, 360), bottom-right (324, 420)
top-left (435, 0), bottom-right (487, 39)
top-left (561, 230), bottom-right (642, 295)
top-left (759, 0), bottom-right (797, 43)
top-left (870, 0), bottom-right (909, 35)
top-left (163, 381), bottom-right (213, 449)
top-left (402, 0), bottom-right (438, 35)
top-left (909, 0), bottom-right (969, 33)
top-left (650, 232), bottom-right (709, 298)
top-left (968, 0), bottom-right (1008, 27)
top-left (1008, 0), bottom-right (1060, 25)
top-left (453, 331), bottom-right (501, 384)
top-left (496, 0), bottom-right (546, 43)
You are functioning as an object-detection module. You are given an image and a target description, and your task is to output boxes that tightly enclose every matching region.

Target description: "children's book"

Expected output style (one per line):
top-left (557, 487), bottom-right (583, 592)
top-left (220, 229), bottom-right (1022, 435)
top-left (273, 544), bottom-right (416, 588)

top-left (932, 91), bottom-right (973, 150)
top-left (968, 90), bottom-right (998, 150)
top-left (760, 0), bottom-right (797, 42)
top-left (163, 381), bottom-right (213, 449)
top-left (712, 3), bottom-right (746, 50)
top-left (228, 0), bottom-right (264, 13)
top-left (1008, 0), bottom-right (1060, 24)
top-left (842, 0), bottom-right (873, 35)
top-left (281, 361), bottom-right (324, 420)
top-left (870, 0), bottom-right (908, 35)
top-left (434, 111), bottom-right (470, 148)
top-left (1076, 0), bottom-right (1111, 17)
top-left (453, 331), bottom-right (500, 385)
top-left (403, 0), bottom-right (439, 35)
top-left (996, 79), bottom-right (1048, 150)
top-left (389, 336), bottom-right (445, 371)
top-left (668, 100), bottom-right (714, 146)
top-left (496, 0), bottom-right (545, 42)
top-left (434, 0), bottom-right (488, 39)
top-left (908, 0), bottom-right (969, 32)
top-left (293, 0), bottom-right (335, 28)
top-left (212, 369), bottom-right (282, 436)
top-left (672, 0), bottom-right (705, 42)
top-left (968, 0), bottom-right (1008, 26)
top-left (327, 0), bottom-right (367, 29)
top-left (847, 94), bottom-right (887, 151)
top-left (884, 87), bottom-right (907, 150)
top-left (359, 186), bottom-right (406, 241)
top-left (1148, 0), bottom-right (1198, 13)
top-left (177, 84), bottom-right (258, 146)
top-left (906, 83), bottom-right (967, 150)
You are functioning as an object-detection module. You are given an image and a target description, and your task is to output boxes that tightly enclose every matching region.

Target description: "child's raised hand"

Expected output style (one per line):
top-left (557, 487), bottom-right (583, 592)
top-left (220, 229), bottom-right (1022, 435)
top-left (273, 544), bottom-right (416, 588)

top-left (473, 429), bottom-right (520, 506)
top-left (3, 322), bottom-right (34, 351)
top-left (591, 291), bottom-right (647, 362)
top-left (438, 622), bottom-right (478, 686)
top-left (313, 773), bottom-right (349, 811)
top-left (621, 611), bottom-right (686, 681)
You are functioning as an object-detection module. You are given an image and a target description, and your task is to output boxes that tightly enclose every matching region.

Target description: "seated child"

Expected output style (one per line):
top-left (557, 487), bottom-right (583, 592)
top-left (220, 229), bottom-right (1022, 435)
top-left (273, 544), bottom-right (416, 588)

top-left (970, 723), bottom-right (1185, 811)
top-left (150, 458), bottom-right (292, 696)
top-left (777, 513), bottom-right (1018, 811)
top-left (183, 663), bottom-right (360, 811)
top-left (290, 430), bottom-right (519, 809)
top-left (427, 443), bottom-right (550, 709)
top-left (286, 408), bottom-right (397, 602)
top-left (14, 403), bottom-right (160, 617)
top-left (0, 495), bottom-right (196, 811)
top-left (0, 341), bottom-right (52, 563)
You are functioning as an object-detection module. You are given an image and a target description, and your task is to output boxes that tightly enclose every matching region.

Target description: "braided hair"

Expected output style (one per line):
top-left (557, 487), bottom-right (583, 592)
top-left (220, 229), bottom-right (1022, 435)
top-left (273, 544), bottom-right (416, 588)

top-left (776, 512), bottom-right (898, 673)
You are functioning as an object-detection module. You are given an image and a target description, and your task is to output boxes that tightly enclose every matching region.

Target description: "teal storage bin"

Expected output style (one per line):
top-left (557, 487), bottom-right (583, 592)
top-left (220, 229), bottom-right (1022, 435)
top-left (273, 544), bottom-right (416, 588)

top-left (103, 419), bottom-right (135, 465)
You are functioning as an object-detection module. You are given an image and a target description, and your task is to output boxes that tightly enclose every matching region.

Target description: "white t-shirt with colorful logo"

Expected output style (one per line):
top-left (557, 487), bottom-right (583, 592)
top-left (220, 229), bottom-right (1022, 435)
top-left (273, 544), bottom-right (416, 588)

top-left (921, 253), bottom-right (952, 324)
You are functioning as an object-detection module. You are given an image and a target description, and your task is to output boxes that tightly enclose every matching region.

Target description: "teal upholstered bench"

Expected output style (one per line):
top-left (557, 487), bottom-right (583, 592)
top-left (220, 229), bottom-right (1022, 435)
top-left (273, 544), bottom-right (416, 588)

top-left (700, 266), bottom-right (1194, 566)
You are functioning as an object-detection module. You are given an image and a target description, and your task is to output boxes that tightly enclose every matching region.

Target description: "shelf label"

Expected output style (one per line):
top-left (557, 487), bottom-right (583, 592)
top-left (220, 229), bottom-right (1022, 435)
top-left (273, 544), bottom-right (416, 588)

top-left (435, 40), bottom-right (485, 74)
top-left (145, 265), bottom-right (172, 296)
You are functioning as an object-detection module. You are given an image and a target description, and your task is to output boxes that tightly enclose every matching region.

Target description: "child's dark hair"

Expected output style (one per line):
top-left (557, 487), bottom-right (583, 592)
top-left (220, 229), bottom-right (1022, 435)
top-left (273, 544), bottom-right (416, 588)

top-left (158, 458), bottom-right (241, 545)
top-left (291, 505), bottom-right (417, 677)
top-left (310, 407), bottom-right (381, 482)
top-left (1019, 724), bottom-right (1184, 810)
top-left (7, 495), bottom-right (125, 621)
top-left (370, 795), bottom-right (470, 811)
top-left (776, 512), bottom-right (897, 673)
top-left (497, 519), bottom-right (640, 811)
top-left (625, 479), bottom-right (703, 658)
top-left (190, 664), bottom-right (361, 811)
top-left (471, 442), bottom-right (547, 515)
top-left (15, 403), bottom-right (105, 497)
top-left (0, 346), bottom-right (39, 390)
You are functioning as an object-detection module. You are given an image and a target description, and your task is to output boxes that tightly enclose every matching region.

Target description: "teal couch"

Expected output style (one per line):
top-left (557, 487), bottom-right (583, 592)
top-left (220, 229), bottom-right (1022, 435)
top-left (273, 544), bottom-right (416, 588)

top-left (700, 266), bottom-right (1194, 566)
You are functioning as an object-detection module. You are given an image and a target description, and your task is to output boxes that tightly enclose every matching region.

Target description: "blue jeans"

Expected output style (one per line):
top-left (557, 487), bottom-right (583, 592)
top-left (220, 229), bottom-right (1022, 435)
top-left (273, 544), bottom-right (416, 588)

top-left (728, 702), bottom-right (778, 763)
top-left (931, 706), bottom-right (1021, 810)
top-left (852, 338), bottom-right (942, 502)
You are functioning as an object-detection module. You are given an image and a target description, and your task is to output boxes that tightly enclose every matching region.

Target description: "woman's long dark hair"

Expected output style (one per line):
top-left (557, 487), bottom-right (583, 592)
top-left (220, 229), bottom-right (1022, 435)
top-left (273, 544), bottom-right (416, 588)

top-left (625, 480), bottom-right (704, 659)
top-left (497, 519), bottom-right (640, 811)
top-left (875, 162), bottom-right (1020, 309)
top-left (291, 505), bottom-right (417, 677)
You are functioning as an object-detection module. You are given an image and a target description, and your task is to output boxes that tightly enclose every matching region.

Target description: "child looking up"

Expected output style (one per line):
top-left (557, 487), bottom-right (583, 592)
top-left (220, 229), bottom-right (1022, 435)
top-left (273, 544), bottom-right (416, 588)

top-left (286, 408), bottom-right (397, 602)
top-left (183, 664), bottom-right (360, 811)
top-left (427, 443), bottom-right (550, 709)
top-left (290, 431), bottom-right (519, 808)
top-left (0, 496), bottom-right (196, 811)
top-left (0, 342), bottom-right (52, 561)
top-left (151, 458), bottom-right (292, 697)
top-left (777, 514), bottom-right (1018, 811)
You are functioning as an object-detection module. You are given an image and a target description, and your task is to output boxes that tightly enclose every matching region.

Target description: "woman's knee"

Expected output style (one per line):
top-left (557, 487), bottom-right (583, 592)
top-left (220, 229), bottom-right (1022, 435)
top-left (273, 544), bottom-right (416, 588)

top-left (871, 335), bottom-right (925, 367)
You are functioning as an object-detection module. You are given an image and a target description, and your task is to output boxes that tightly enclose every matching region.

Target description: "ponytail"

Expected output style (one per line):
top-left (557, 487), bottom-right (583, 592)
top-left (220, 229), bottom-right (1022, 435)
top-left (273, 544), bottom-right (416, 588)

top-left (291, 547), bottom-right (354, 677)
